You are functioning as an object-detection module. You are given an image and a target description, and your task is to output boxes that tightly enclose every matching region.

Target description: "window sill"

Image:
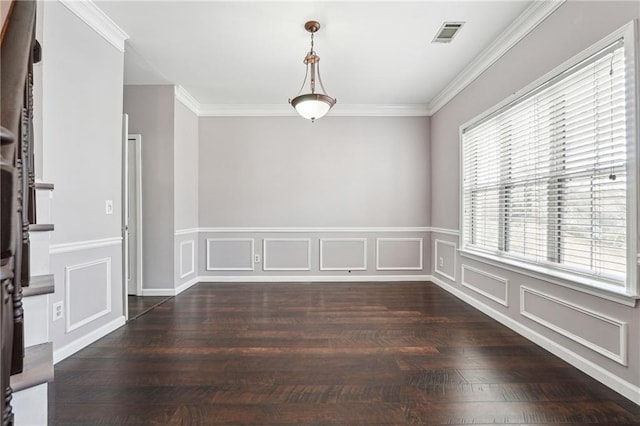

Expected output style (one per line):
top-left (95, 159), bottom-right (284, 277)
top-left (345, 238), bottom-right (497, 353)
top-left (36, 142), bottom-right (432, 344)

top-left (458, 249), bottom-right (639, 307)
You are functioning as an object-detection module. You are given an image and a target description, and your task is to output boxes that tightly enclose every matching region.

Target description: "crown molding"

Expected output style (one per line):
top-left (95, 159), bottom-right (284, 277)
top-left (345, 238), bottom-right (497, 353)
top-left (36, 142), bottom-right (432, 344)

top-left (60, 0), bottom-right (129, 52)
top-left (426, 0), bottom-right (565, 115)
top-left (333, 104), bottom-right (430, 117)
top-left (174, 86), bottom-right (201, 116)
top-left (198, 104), bottom-right (293, 117)
top-left (169, 0), bottom-right (565, 120)
top-left (196, 103), bottom-right (430, 117)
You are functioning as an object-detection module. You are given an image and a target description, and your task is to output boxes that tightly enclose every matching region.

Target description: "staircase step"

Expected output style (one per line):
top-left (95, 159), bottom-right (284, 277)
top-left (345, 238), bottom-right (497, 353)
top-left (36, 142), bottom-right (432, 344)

top-left (29, 223), bottom-right (54, 232)
top-left (10, 343), bottom-right (53, 392)
top-left (34, 182), bottom-right (54, 190)
top-left (24, 274), bottom-right (54, 297)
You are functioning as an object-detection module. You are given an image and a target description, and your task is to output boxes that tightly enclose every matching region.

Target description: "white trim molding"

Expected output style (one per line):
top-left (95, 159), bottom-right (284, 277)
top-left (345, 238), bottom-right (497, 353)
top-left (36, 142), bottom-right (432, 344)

top-left (198, 226), bottom-right (430, 233)
top-left (520, 286), bottom-right (628, 366)
top-left (427, 0), bottom-right (565, 114)
top-left (461, 264), bottom-right (508, 307)
top-left (179, 240), bottom-right (196, 278)
top-left (319, 238), bottom-right (367, 271)
top-left (175, 86), bottom-right (200, 116)
top-left (196, 103), bottom-right (430, 117)
top-left (59, 0), bottom-right (129, 52)
top-left (430, 227), bottom-right (460, 237)
top-left (333, 104), bottom-right (430, 117)
top-left (206, 238), bottom-right (255, 271)
top-left (263, 238), bottom-right (312, 271)
top-left (175, 228), bottom-right (200, 236)
top-left (65, 258), bottom-right (112, 333)
top-left (434, 239), bottom-right (457, 282)
top-left (460, 250), bottom-right (639, 307)
top-left (54, 316), bottom-right (125, 364)
top-left (200, 275), bottom-right (430, 283)
top-left (140, 288), bottom-right (176, 297)
top-left (175, 277), bottom-right (199, 295)
top-left (142, 277), bottom-right (199, 297)
top-left (376, 238), bottom-right (424, 271)
top-left (429, 275), bottom-right (640, 405)
top-left (50, 237), bottom-right (122, 254)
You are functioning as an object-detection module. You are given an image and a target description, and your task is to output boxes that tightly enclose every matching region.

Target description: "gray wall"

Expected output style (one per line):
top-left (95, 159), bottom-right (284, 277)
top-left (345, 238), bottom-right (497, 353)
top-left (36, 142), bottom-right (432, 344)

top-left (174, 99), bottom-right (199, 231)
top-left (124, 85), bottom-right (175, 290)
top-left (41, 1), bottom-right (125, 355)
top-left (199, 116), bottom-right (431, 227)
top-left (430, 0), bottom-right (640, 400)
top-left (174, 99), bottom-right (199, 287)
top-left (42, 3), bottom-right (123, 245)
top-left (197, 116), bottom-right (431, 280)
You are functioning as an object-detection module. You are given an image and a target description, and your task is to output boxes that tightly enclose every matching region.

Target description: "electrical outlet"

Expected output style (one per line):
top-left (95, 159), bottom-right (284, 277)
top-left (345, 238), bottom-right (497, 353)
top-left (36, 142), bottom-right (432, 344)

top-left (53, 301), bottom-right (64, 321)
top-left (105, 200), bottom-right (113, 215)
top-left (439, 257), bottom-right (444, 267)
top-left (254, 254), bottom-right (261, 263)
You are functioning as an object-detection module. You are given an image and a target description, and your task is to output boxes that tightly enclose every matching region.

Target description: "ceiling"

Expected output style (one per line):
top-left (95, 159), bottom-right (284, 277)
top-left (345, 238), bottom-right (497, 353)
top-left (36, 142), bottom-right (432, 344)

top-left (94, 1), bottom-right (535, 113)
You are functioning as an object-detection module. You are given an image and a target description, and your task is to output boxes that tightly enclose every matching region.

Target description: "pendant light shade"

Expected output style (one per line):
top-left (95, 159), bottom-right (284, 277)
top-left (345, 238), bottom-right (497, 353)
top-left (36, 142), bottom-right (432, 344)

top-left (289, 21), bottom-right (336, 122)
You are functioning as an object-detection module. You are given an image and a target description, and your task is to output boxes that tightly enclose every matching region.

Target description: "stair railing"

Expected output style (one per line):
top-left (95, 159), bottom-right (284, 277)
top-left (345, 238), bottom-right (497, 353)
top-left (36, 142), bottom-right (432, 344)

top-left (1, 1), bottom-right (39, 424)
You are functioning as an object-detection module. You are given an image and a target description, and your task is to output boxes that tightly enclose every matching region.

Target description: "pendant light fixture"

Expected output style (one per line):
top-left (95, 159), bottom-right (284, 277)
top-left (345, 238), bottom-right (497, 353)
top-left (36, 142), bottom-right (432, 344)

top-left (289, 21), bottom-right (336, 122)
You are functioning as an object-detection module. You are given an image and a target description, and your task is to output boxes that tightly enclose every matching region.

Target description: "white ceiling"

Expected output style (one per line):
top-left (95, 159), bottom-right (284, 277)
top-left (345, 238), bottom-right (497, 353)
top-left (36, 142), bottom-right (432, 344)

top-left (94, 1), bottom-right (535, 112)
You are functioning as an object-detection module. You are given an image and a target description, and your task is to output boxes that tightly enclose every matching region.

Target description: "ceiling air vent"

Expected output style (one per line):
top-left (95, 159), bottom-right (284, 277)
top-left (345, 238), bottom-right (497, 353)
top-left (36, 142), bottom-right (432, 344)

top-left (432, 22), bottom-right (464, 43)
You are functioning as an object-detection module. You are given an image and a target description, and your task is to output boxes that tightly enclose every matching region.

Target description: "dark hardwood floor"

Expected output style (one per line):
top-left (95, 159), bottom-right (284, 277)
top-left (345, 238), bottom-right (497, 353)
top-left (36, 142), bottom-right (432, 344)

top-left (53, 282), bottom-right (639, 425)
top-left (128, 295), bottom-right (172, 321)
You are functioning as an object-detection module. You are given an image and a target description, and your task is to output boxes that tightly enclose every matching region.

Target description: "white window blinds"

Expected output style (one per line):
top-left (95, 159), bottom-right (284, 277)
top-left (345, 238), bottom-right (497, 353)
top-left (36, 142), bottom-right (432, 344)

top-left (462, 38), bottom-right (629, 286)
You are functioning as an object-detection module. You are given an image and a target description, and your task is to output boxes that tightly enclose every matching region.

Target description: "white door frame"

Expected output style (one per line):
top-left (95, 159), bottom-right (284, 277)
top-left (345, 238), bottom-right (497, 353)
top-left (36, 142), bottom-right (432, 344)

top-left (122, 115), bottom-right (129, 319)
top-left (129, 134), bottom-right (143, 296)
top-left (123, 132), bottom-right (144, 299)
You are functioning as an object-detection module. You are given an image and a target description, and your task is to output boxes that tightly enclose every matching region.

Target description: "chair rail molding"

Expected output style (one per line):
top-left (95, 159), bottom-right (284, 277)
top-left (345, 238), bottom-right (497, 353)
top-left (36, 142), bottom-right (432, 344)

top-left (198, 226), bottom-right (431, 233)
top-left (50, 237), bottom-right (122, 254)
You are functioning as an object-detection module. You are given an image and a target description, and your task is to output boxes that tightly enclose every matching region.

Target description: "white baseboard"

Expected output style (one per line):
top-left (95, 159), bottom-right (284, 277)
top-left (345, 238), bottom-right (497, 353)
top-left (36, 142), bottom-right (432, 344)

top-left (53, 316), bottom-right (125, 364)
top-left (197, 274), bottom-right (431, 283)
top-left (175, 277), bottom-right (199, 294)
top-left (428, 275), bottom-right (640, 405)
top-left (141, 277), bottom-right (200, 297)
top-left (141, 288), bottom-right (176, 296)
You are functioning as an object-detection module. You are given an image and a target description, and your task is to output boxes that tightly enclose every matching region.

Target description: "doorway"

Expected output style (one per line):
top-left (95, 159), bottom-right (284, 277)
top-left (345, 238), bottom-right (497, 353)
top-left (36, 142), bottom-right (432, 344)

top-left (123, 133), bottom-right (143, 299)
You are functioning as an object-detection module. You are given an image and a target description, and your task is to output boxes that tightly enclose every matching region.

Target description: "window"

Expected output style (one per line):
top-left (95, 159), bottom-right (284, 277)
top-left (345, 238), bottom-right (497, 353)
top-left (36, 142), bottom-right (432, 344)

top-left (461, 23), bottom-right (637, 295)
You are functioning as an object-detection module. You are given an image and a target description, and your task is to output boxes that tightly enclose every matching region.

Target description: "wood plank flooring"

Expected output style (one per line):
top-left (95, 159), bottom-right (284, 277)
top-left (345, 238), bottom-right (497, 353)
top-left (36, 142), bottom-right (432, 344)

top-left (127, 295), bottom-right (172, 321)
top-left (53, 282), bottom-right (639, 425)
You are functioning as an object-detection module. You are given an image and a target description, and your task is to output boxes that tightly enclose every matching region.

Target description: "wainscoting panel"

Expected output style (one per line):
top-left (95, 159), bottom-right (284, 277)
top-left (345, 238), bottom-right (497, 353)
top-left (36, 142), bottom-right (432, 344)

top-left (65, 258), bottom-right (112, 333)
top-left (263, 238), bottom-right (311, 271)
top-left (206, 238), bottom-right (254, 271)
top-left (179, 240), bottom-right (195, 278)
top-left (520, 286), bottom-right (627, 365)
top-left (198, 228), bottom-right (430, 277)
top-left (434, 239), bottom-right (456, 281)
top-left (376, 238), bottom-right (423, 270)
top-left (320, 238), bottom-right (367, 271)
top-left (462, 264), bottom-right (508, 307)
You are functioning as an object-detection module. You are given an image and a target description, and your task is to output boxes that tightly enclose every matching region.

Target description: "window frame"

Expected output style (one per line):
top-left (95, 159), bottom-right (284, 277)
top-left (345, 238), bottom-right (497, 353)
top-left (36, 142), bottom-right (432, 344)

top-left (458, 21), bottom-right (639, 300)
